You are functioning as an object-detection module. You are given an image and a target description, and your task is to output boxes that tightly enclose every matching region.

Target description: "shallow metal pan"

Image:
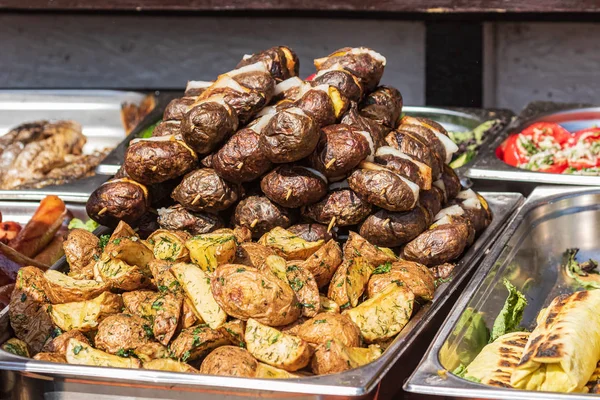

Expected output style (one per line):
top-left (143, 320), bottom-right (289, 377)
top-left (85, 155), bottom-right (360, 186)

top-left (466, 102), bottom-right (600, 194)
top-left (0, 192), bottom-right (523, 400)
top-left (405, 185), bottom-right (600, 400)
top-left (0, 90), bottom-right (154, 200)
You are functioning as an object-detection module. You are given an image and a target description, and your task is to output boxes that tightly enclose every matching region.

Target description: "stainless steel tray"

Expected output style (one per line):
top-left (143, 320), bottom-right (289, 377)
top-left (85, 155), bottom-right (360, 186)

top-left (0, 200), bottom-right (89, 225)
top-left (95, 102), bottom-right (512, 178)
top-left (405, 185), bottom-right (600, 400)
top-left (466, 102), bottom-right (600, 194)
top-left (0, 192), bottom-right (523, 400)
top-left (0, 90), bottom-right (151, 201)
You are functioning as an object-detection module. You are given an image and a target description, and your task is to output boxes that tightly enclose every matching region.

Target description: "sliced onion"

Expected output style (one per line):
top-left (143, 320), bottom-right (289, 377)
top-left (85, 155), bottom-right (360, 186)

top-left (274, 77), bottom-right (305, 96)
top-left (433, 179), bottom-right (447, 198)
top-left (356, 131), bottom-right (375, 162)
top-left (300, 167), bottom-right (328, 184)
top-left (250, 113), bottom-right (276, 133)
top-left (456, 189), bottom-right (478, 200)
top-left (315, 66), bottom-right (344, 77)
top-left (130, 135), bottom-right (178, 145)
top-left (434, 205), bottom-right (464, 222)
top-left (329, 180), bottom-right (349, 191)
top-left (242, 54), bottom-right (252, 60)
top-left (350, 47), bottom-right (386, 65)
top-left (434, 131), bottom-right (459, 163)
top-left (211, 76), bottom-right (247, 93)
top-left (462, 197), bottom-right (482, 210)
top-left (311, 84), bottom-right (330, 93)
top-left (228, 61), bottom-right (269, 76)
top-left (375, 146), bottom-right (433, 189)
top-left (185, 80), bottom-right (212, 92)
top-left (286, 107), bottom-right (308, 117)
top-left (257, 105), bottom-right (278, 118)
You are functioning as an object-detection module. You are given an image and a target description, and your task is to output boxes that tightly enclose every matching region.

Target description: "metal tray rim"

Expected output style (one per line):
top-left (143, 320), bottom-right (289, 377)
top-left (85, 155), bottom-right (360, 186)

top-left (0, 192), bottom-right (523, 397)
top-left (404, 185), bottom-right (600, 400)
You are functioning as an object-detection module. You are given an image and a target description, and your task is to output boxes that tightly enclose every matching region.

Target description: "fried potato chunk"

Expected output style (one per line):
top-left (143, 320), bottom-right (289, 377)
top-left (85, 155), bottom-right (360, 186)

top-left (64, 229), bottom-right (100, 280)
top-left (367, 260), bottom-right (435, 301)
top-left (185, 232), bottom-right (237, 273)
top-left (200, 345), bottom-right (258, 377)
top-left (42, 330), bottom-right (90, 355)
top-left (311, 339), bottom-right (382, 375)
top-left (147, 229), bottom-right (190, 263)
top-left (328, 256), bottom-right (373, 308)
top-left (343, 232), bottom-right (396, 267)
top-left (66, 338), bottom-right (141, 369)
top-left (122, 290), bottom-right (181, 345)
top-left (95, 313), bottom-right (151, 355)
top-left (43, 270), bottom-right (108, 304)
top-left (297, 313), bottom-right (361, 347)
top-left (49, 292), bottom-right (123, 332)
top-left (144, 358), bottom-right (199, 373)
top-left (1, 338), bottom-right (30, 357)
top-left (169, 324), bottom-right (230, 362)
top-left (258, 227), bottom-right (324, 260)
top-left (33, 352), bottom-right (67, 363)
top-left (301, 240), bottom-right (343, 288)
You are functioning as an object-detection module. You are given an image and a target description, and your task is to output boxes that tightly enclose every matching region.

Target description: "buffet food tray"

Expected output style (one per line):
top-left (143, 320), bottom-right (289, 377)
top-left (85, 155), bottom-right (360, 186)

top-left (95, 103), bottom-right (513, 178)
top-left (0, 192), bottom-right (523, 400)
top-left (466, 102), bottom-right (600, 194)
top-left (0, 90), bottom-right (154, 201)
top-left (405, 185), bottom-right (600, 400)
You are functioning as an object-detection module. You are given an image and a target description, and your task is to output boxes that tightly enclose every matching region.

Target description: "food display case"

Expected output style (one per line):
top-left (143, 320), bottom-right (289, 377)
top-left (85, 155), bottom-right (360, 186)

top-left (404, 186), bottom-right (600, 399)
top-left (466, 102), bottom-right (600, 195)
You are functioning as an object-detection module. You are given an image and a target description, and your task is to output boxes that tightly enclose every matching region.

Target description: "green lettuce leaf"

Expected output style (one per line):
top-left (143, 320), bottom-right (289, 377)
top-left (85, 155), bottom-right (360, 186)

top-left (68, 218), bottom-right (99, 232)
top-left (489, 279), bottom-right (527, 343)
top-left (563, 248), bottom-right (600, 290)
top-left (139, 120), bottom-right (161, 139)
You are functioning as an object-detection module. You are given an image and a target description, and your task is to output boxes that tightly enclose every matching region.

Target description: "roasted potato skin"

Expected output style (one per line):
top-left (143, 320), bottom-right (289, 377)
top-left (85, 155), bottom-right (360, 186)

top-left (260, 108), bottom-right (319, 163)
top-left (343, 231), bottom-right (396, 267)
top-left (180, 101), bottom-right (238, 155)
top-left (261, 165), bottom-right (327, 208)
top-left (258, 227), bottom-right (324, 260)
top-left (294, 89), bottom-right (337, 128)
top-left (402, 218), bottom-right (475, 266)
top-left (212, 128), bottom-right (273, 183)
top-left (367, 260), bottom-right (435, 301)
top-left (157, 204), bottom-right (223, 235)
top-left (233, 196), bottom-right (293, 239)
top-left (147, 229), bottom-right (190, 263)
top-left (43, 270), bottom-right (109, 304)
top-left (315, 48), bottom-right (385, 93)
top-left (236, 46), bottom-right (299, 82)
top-left (169, 324), bottom-right (230, 362)
top-left (359, 207), bottom-right (428, 248)
top-left (398, 124), bottom-right (447, 165)
top-left (152, 120), bottom-right (182, 137)
top-left (64, 229), bottom-right (100, 280)
top-left (310, 340), bottom-right (352, 375)
top-left (309, 124), bottom-right (371, 179)
top-left (33, 352), bottom-right (67, 363)
top-left (360, 86), bottom-right (403, 129)
top-left (386, 130), bottom-right (441, 179)
top-left (341, 103), bottom-right (389, 147)
top-left (87, 179), bottom-right (150, 228)
top-left (303, 189), bottom-right (372, 226)
top-left (348, 168), bottom-right (417, 212)
top-left (42, 330), bottom-right (90, 355)
top-left (439, 164), bottom-right (462, 202)
top-left (124, 139), bottom-right (198, 185)
top-left (297, 313), bottom-right (360, 347)
top-left (234, 242), bottom-right (277, 268)
top-left (211, 264), bottom-right (301, 326)
top-left (163, 96), bottom-right (197, 121)
top-left (418, 187), bottom-right (444, 225)
top-left (288, 223), bottom-right (334, 243)
top-left (311, 70), bottom-right (362, 102)
top-left (285, 261), bottom-right (320, 317)
top-left (302, 240), bottom-right (343, 288)
top-left (144, 358), bottom-right (199, 373)
top-left (95, 314), bottom-right (151, 355)
top-left (374, 153), bottom-right (429, 191)
top-left (172, 168), bottom-right (240, 213)
top-left (200, 345), bottom-right (258, 377)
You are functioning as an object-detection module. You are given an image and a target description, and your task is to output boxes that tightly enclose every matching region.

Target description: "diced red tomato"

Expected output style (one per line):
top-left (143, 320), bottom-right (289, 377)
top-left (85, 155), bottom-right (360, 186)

top-left (573, 127), bottom-right (600, 144)
top-left (521, 122), bottom-right (571, 146)
top-left (502, 134), bottom-right (528, 167)
top-left (305, 73), bottom-right (316, 81)
top-left (538, 160), bottom-right (568, 174)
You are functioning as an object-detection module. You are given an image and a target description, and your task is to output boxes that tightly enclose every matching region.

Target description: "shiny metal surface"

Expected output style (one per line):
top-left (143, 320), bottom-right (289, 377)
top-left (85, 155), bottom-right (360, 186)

top-left (0, 200), bottom-right (89, 225)
top-left (405, 186), bottom-right (600, 400)
top-left (0, 192), bottom-right (523, 400)
top-left (467, 105), bottom-right (600, 188)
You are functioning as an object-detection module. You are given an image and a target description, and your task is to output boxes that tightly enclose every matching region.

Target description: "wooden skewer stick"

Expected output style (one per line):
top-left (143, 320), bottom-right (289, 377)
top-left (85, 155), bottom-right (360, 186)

top-left (250, 219), bottom-right (259, 229)
top-left (191, 193), bottom-right (202, 206)
top-left (380, 188), bottom-right (386, 196)
top-left (327, 216), bottom-right (336, 233)
top-left (285, 189), bottom-right (293, 201)
top-left (236, 162), bottom-right (244, 170)
top-left (97, 207), bottom-right (108, 216)
top-left (383, 218), bottom-right (391, 226)
top-left (325, 158), bottom-right (336, 169)
top-left (151, 166), bottom-right (158, 172)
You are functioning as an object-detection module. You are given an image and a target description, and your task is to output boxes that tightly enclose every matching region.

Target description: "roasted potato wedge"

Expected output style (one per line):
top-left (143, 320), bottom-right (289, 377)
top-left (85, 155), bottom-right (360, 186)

top-left (200, 345), bottom-right (258, 377)
top-left (343, 231), bottom-right (396, 267)
top-left (297, 313), bottom-right (360, 347)
top-left (285, 261), bottom-right (320, 317)
top-left (301, 239), bottom-right (343, 288)
top-left (234, 242), bottom-right (277, 268)
top-left (94, 256), bottom-right (152, 291)
top-left (256, 362), bottom-right (301, 378)
top-left (169, 324), bottom-right (230, 362)
top-left (170, 262), bottom-right (227, 329)
top-left (66, 338), bottom-right (141, 369)
top-left (122, 290), bottom-right (182, 345)
top-left (49, 292), bottom-right (123, 332)
top-left (319, 296), bottom-right (340, 314)
top-left (148, 259), bottom-right (181, 294)
top-left (258, 227), bottom-right (324, 260)
top-left (212, 264), bottom-right (301, 326)
top-left (367, 260), bottom-right (435, 301)
top-left (310, 339), bottom-right (382, 375)
top-left (42, 330), bottom-right (90, 355)
top-left (259, 254), bottom-right (289, 283)
top-left (104, 236), bottom-right (155, 269)
top-left (95, 314), bottom-right (151, 355)
top-left (64, 228), bottom-right (100, 280)
top-left (144, 358), bottom-right (199, 373)
top-left (180, 298), bottom-right (200, 329)
top-left (343, 283), bottom-right (414, 343)
top-left (328, 256), bottom-right (372, 308)
top-left (133, 342), bottom-right (169, 363)
top-left (219, 319), bottom-right (246, 348)
top-left (185, 232), bottom-right (237, 273)
top-left (245, 318), bottom-right (312, 371)
top-left (43, 270), bottom-right (109, 304)
top-left (33, 352), bottom-right (67, 363)
top-left (147, 229), bottom-right (190, 262)
top-left (1, 338), bottom-right (30, 357)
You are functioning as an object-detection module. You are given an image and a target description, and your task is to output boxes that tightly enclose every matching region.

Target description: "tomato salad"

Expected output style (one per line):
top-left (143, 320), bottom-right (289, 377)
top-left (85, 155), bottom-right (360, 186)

top-left (497, 122), bottom-right (600, 175)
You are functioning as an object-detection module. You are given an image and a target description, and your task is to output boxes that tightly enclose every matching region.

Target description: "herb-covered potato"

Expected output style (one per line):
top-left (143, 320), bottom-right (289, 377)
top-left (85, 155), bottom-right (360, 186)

top-left (94, 256), bottom-right (153, 291)
top-left (297, 313), bottom-right (361, 347)
top-left (122, 290), bottom-right (181, 345)
top-left (245, 318), bottom-right (312, 371)
top-left (327, 256), bottom-right (373, 308)
top-left (218, 319), bottom-right (246, 348)
top-left (367, 260), bottom-right (435, 301)
top-left (343, 283), bottom-right (414, 343)
top-left (199, 345), bottom-right (258, 377)
top-left (301, 239), bottom-right (343, 289)
top-left (133, 342), bottom-right (169, 363)
top-left (258, 227), bottom-right (324, 261)
top-left (211, 264), bottom-right (301, 326)
top-left (147, 229), bottom-right (190, 262)
top-left (33, 352), bottom-right (67, 363)
top-left (287, 223), bottom-right (334, 243)
top-left (169, 324), bottom-right (230, 362)
top-left (144, 358), bottom-right (199, 373)
top-left (49, 292), bottom-right (123, 332)
top-left (310, 339), bottom-right (382, 375)
top-left (285, 260), bottom-right (320, 317)
top-left (43, 270), bottom-right (108, 304)
top-left (1, 338), bottom-right (30, 357)
top-left (319, 296), bottom-right (340, 314)
top-left (234, 242), bottom-right (277, 268)
top-left (42, 330), bottom-right (91, 355)
top-left (63, 228), bottom-right (100, 280)
top-left (343, 232), bottom-right (396, 267)
top-left (66, 338), bottom-right (141, 369)
top-left (95, 314), bottom-right (151, 355)
top-left (171, 262), bottom-right (227, 329)
top-left (184, 231), bottom-right (237, 273)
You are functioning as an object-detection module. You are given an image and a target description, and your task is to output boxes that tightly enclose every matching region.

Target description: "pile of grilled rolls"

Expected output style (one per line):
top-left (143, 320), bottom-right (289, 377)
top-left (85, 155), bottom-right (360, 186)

top-left (87, 46), bottom-right (492, 268)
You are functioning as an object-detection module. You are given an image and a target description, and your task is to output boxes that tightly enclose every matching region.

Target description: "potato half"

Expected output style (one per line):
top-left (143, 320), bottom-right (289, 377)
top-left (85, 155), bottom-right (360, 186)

top-left (66, 338), bottom-right (141, 369)
top-left (144, 358), bottom-right (198, 373)
top-left (43, 270), bottom-right (108, 304)
top-left (258, 227), bottom-right (324, 260)
top-left (185, 232), bottom-right (237, 273)
top-left (49, 292), bottom-right (123, 332)
top-left (148, 229), bottom-right (190, 263)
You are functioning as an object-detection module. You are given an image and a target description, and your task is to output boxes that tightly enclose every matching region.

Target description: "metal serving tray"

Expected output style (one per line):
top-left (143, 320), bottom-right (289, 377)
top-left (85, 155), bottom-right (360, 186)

top-left (466, 102), bottom-right (600, 194)
top-left (405, 186), bottom-right (600, 400)
top-left (0, 90), bottom-right (152, 201)
top-left (0, 192), bottom-right (522, 400)
top-left (95, 101), bottom-right (513, 178)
